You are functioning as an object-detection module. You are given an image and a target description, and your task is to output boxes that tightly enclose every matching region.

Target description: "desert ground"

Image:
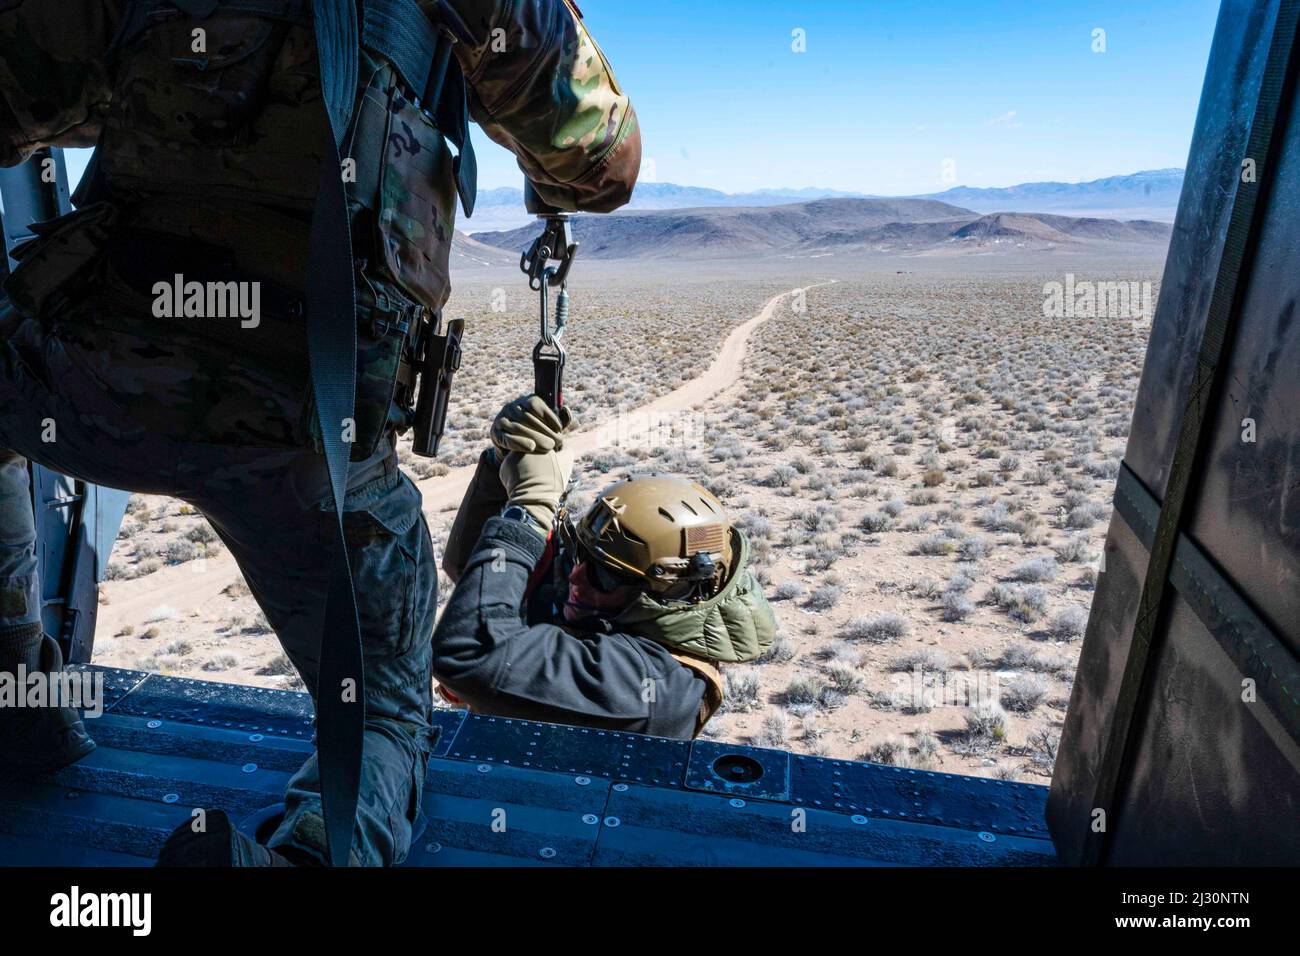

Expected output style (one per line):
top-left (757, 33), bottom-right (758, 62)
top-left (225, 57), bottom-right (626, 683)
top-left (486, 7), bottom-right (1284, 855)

top-left (91, 252), bottom-right (1163, 783)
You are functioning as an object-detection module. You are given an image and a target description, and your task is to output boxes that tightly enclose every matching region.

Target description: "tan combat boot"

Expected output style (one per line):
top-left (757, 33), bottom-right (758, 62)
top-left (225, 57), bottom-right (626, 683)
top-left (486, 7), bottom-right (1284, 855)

top-left (155, 809), bottom-right (301, 867)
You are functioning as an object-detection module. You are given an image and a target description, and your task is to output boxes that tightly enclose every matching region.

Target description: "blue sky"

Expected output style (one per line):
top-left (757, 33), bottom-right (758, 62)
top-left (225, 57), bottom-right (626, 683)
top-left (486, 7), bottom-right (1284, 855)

top-left (61, 0), bottom-right (1223, 197)
top-left (468, 0), bottom-right (1222, 194)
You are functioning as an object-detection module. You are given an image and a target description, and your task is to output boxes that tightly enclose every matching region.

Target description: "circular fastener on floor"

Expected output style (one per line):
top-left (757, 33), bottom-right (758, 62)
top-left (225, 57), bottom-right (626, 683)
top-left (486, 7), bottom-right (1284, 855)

top-left (241, 763), bottom-right (258, 774)
top-left (425, 842), bottom-right (442, 854)
top-left (582, 814), bottom-right (600, 825)
top-left (248, 733), bottom-right (264, 742)
top-left (613, 782), bottom-right (629, 792)
top-left (539, 847), bottom-right (557, 859)
top-left (851, 814), bottom-right (868, 825)
top-left (603, 816), bottom-right (621, 828)
top-left (163, 793), bottom-right (180, 804)
top-left (729, 798), bottom-right (746, 809)
top-left (574, 776), bottom-right (591, 786)
top-left (978, 831), bottom-right (996, 843)
top-left (711, 753), bottom-right (764, 785)
top-left (477, 764), bottom-right (492, 773)
top-left (147, 720), bottom-right (162, 729)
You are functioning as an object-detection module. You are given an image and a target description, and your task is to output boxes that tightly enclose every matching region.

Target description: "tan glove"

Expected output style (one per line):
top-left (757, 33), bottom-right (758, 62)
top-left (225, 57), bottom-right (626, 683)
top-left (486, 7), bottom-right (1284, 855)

top-left (499, 447), bottom-right (574, 532)
top-left (490, 394), bottom-right (575, 455)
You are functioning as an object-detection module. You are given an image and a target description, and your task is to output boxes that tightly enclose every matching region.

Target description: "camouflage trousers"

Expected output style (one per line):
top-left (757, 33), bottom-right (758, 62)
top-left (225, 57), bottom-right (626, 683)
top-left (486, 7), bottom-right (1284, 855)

top-left (0, 300), bottom-right (438, 866)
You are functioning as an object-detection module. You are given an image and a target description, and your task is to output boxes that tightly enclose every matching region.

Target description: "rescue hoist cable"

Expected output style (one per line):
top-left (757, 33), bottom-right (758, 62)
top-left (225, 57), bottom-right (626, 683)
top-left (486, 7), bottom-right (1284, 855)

top-left (520, 182), bottom-right (579, 414)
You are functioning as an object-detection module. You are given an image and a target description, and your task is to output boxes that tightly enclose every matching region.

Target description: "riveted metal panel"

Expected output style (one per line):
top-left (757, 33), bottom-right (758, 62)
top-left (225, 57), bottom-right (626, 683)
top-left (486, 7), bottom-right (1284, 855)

top-left (108, 672), bottom-right (316, 739)
top-left (400, 758), bottom-right (610, 866)
top-left (70, 664), bottom-right (149, 713)
top-left (791, 755), bottom-right (1051, 837)
top-left (0, 831), bottom-right (153, 867)
top-left (1, 669), bottom-right (1058, 866)
top-left (48, 744), bottom-right (291, 819)
top-left (85, 713), bottom-right (313, 774)
top-left (446, 714), bottom-right (690, 786)
top-left (0, 782), bottom-right (197, 861)
top-left (428, 708), bottom-right (468, 756)
top-left (593, 785), bottom-right (1056, 867)
top-left (1106, 597), bottom-right (1300, 865)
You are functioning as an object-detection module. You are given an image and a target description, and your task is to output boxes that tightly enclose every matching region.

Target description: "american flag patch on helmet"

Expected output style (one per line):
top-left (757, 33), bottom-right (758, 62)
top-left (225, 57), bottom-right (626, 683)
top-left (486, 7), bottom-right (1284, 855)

top-left (686, 523), bottom-right (726, 555)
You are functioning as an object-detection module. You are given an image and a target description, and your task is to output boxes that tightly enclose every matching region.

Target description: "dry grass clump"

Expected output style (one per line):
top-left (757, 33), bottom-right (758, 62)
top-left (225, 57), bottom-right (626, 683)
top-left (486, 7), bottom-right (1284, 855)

top-left (722, 667), bottom-right (762, 713)
top-left (1009, 556), bottom-right (1059, 583)
top-left (804, 585), bottom-right (843, 610)
top-left (759, 632), bottom-right (797, 664)
top-left (202, 652), bottom-right (241, 672)
top-left (954, 702), bottom-right (1009, 756)
top-left (842, 613), bottom-right (910, 643)
top-left (753, 711), bottom-right (790, 749)
top-left (863, 736), bottom-right (908, 766)
top-left (771, 580), bottom-right (805, 602)
top-left (1047, 604), bottom-right (1089, 640)
top-left (1001, 674), bottom-right (1048, 713)
top-left (257, 653), bottom-right (296, 677)
top-left (784, 674), bottom-right (846, 712)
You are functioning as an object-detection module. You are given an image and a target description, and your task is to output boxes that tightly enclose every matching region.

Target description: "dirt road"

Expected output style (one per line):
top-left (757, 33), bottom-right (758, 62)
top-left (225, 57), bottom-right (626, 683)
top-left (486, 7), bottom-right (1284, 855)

top-left (96, 282), bottom-right (830, 634)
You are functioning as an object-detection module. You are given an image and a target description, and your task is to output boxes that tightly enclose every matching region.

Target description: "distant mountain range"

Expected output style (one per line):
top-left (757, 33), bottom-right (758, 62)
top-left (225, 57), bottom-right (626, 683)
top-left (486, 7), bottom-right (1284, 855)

top-left (470, 197), bottom-right (1172, 261)
top-left (464, 169), bottom-right (1185, 234)
top-left (466, 182), bottom-right (872, 232)
top-left (914, 168), bottom-right (1185, 221)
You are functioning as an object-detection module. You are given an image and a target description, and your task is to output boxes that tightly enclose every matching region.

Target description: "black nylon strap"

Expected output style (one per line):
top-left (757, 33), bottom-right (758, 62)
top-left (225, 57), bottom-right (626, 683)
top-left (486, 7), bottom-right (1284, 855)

top-left (308, 0), bottom-right (365, 869)
top-left (1082, 0), bottom-right (1300, 867)
top-left (440, 60), bottom-right (478, 217)
top-left (361, 0), bottom-right (438, 109)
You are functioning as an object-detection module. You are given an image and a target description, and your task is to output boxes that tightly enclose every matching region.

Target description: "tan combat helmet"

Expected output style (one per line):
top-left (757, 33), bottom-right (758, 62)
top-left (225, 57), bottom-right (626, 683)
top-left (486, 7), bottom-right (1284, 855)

top-left (570, 475), bottom-right (734, 602)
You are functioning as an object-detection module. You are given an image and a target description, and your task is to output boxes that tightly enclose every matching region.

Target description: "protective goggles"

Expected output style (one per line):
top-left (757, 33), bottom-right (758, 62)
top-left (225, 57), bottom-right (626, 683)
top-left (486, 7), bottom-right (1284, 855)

top-left (559, 514), bottom-right (643, 594)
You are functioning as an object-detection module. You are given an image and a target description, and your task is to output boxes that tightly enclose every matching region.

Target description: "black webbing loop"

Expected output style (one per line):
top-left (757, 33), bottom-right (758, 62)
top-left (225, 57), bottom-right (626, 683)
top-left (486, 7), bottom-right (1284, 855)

top-left (307, 0), bottom-right (364, 869)
top-left (1082, 0), bottom-right (1300, 867)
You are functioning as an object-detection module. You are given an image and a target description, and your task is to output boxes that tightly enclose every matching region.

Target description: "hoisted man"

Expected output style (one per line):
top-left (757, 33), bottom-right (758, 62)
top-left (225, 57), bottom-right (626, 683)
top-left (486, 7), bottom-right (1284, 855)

top-left (0, 0), bottom-right (638, 866)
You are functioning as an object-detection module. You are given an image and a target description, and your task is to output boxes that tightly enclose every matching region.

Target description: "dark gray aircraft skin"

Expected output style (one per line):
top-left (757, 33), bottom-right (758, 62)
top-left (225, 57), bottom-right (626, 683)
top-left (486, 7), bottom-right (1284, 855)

top-left (0, 0), bottom-right (1297, 866)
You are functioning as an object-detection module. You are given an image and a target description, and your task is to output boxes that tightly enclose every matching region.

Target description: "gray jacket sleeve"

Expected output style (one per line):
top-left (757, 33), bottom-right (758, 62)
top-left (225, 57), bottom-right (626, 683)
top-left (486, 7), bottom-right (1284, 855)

top-left (431, 515), bottom-right (705, 738)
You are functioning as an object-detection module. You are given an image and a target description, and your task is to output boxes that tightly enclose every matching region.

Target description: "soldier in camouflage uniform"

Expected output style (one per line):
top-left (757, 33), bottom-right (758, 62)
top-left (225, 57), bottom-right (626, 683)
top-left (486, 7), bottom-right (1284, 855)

top-left (0, 0), bottom-right (639, 866)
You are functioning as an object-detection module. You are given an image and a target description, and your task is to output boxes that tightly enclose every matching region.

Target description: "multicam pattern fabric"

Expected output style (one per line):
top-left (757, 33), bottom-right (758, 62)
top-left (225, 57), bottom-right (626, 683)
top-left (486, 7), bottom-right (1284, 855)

top-left (441, 0), bottom-right (641, 211)
top-left (0, 0), bottom-right (639, 430)
top-left (0, 0), bottom-right (638, 865)
top-left (0, 0), bottom-right (118, 167)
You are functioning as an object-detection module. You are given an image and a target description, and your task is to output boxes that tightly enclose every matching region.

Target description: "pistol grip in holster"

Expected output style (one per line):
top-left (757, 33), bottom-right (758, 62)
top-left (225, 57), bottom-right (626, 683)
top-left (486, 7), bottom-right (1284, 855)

top-left (411, 315), bottom-right (464, 458)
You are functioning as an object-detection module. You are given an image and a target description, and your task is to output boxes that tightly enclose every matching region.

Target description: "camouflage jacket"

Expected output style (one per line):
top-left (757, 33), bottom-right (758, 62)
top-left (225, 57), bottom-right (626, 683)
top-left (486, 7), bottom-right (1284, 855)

top-left (0, 0), bottom-right (639, 452)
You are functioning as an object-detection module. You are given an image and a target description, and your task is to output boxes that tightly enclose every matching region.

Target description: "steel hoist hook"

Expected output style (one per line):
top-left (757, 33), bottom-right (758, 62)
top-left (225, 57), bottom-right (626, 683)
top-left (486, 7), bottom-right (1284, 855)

top-left (520, 183), bottom-right (578, 413)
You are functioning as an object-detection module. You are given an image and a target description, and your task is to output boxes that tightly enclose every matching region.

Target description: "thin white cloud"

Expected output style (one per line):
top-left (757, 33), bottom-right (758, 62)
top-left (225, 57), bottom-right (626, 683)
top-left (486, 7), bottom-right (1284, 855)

top-left (986, 110), bottom-right (1023, 129)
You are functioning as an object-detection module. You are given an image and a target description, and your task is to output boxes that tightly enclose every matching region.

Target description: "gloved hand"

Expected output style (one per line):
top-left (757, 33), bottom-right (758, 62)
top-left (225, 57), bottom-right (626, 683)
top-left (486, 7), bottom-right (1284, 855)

top-left (499, 446), bottom-right (574, 531)
top-left (490, 394), bottom-right (575, 455)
